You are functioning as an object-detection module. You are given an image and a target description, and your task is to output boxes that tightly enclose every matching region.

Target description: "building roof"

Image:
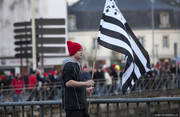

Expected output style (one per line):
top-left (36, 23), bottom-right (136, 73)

top-left (159, 0), bottom-right (180, 7)
top-left (69, 0), bottom-right (180, 11)
top-left (68, 0), bottom-right (180, 30)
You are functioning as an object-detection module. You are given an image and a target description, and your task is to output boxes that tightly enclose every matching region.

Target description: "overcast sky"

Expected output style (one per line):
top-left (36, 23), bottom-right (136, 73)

top-left (67, 0), bottom-right (79, 5)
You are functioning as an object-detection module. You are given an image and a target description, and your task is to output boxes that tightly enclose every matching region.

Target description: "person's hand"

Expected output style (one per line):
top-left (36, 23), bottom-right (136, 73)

top-left (86, 86), bottom-right (94, 94)
top-left (85, 80), bottom-right (95, 87)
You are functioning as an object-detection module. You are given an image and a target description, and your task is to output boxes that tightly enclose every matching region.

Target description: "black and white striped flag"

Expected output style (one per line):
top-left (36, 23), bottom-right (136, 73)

top-left (98, 0), bottom-right (151, 94)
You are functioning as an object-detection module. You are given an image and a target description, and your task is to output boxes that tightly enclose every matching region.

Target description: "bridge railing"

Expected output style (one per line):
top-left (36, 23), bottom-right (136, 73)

top-left (130, 76), bottom-right (180, 93)
top-left (0, 97), bottom-right (180, 117)
top-left (0, 76), bottom-right (180, 102)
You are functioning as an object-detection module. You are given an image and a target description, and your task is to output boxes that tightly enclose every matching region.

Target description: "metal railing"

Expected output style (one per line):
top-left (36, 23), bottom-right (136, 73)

top-left (0, 76), bottom-right (180, 102)
top-left (0, 97), bottom-right (180, 117)
top-left (131, 76), bottom-right (180, 93)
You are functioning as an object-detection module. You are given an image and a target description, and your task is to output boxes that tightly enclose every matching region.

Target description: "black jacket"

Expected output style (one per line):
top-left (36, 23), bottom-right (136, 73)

top-left (62, 61), bottom-right (87, 110)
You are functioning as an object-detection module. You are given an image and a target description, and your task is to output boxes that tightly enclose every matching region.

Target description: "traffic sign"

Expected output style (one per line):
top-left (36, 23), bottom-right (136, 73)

top-left (14, 18), bottom-right (67, 58)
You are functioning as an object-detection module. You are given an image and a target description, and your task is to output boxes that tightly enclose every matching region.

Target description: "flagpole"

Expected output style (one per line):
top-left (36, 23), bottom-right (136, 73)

top-left (88, 42), bottom-right (99, 113)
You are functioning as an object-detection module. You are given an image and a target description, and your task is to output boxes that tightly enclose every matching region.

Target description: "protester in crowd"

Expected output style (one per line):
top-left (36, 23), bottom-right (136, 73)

top-left (49, 70), bottom-right (56, 83)
top-left (103, 68), bottom-right (112, 95)
top-left (0, 75), bottom-right (5, 102)
top-left (27, 70), bottom-right (37, 101)
top-left (36, 70), bottom-right (45, 101)
top-left (109, 64), bottom-right (118, 78)
top-left (170, 63), bottom-right (176, 78)
top-left (96, 66), bottom-right (105, 95)
top-left (115, 65), bottom-right (122, 94)
top-left (82, 67), bottom-right (92, 81)
top-left (109, 64), bottom-right (118, 94)
top-left (23, 72), bottom-right (29, 91)
top-left (155, 63), bottom-right (160, 77)
top-left (11, 73), bottom-right (25, 102)
top-left (6, 72), bottom-right (14, 86)
top-left (96, 66), bottom-right (104, 80)
top-left (48, 70), bottom-right (56, 100)
top-left (43, 72), bottom-right (51, 83)
top-left (54, 70), bottom-right (62, 100)
top-left (89, 67), bottom-right (98, 80)
top-left (151, 65), bottom-right (158, 78)
top-left (62, 41), bottom-right (94, 117)
top-left (42, 72), bottom-right (50, 100)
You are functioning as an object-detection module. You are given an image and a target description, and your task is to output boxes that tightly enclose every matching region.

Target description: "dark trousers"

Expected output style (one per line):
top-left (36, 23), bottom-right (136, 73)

top-left (65, 108), bottom-right (90, 117)
top-left (27, 89), bottom-right (35, 101)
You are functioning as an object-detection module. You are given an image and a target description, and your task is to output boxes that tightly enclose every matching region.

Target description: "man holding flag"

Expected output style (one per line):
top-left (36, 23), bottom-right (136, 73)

top-left (62, 41), bottom-right (94, 117)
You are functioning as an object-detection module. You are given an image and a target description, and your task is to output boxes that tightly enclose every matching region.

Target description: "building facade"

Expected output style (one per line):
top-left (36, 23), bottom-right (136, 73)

top-left (0, 0), bottom-right (68, 75)
top-left (68, 0), bottom-right (180, 67)
top-left (1, 0), bottom-right (180, 75)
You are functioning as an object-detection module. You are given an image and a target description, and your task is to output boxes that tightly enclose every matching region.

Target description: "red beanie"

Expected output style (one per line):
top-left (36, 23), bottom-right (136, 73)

top-left (43, 73), bottom-right (48, 77)
top-left (0, 75), bottom-right (5, 80)
top-left (67, 41), bottom-right (82, 56)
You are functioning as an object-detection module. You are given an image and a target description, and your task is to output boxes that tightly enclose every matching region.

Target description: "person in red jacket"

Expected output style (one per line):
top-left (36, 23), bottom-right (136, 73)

top-left (27, 70), bottom-right (37, 101)
top-left (11, 73), bottom-right (25, 102)
top-left (0, 75), bottom-right (5, 102)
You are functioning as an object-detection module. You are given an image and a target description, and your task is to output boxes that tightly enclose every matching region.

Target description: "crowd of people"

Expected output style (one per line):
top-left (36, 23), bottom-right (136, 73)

top-left (148, 59), bottom-right (180, 79)
top-left (0, 69), bottom-right (62, 102)
top-left (0, 59), bottom-right (180, 102)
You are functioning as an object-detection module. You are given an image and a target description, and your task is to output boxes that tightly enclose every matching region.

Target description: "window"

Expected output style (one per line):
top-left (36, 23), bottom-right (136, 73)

top-left (93, 38), bottom-right (99, 49)
top-left (159, 12), bottom-right (171, 28)
top-left (68, 15), bottom-right (77, 30)
top-left (162, 36), bottom-right (169, 48)
top-left (137, 36), bottom-right (145, 47)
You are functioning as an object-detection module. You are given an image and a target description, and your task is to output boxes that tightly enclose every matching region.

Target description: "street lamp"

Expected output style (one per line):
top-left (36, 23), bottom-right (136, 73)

top-left (155, 44), bottom-right (158, 62)
top-left (151, 0), bottom-right (155, 64)
top-left (31, 0), bottom-right (37, 71)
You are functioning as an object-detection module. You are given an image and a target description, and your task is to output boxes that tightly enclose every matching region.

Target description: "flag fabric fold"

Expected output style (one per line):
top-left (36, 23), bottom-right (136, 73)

top-left (98, 0), bottom-right (150, 94)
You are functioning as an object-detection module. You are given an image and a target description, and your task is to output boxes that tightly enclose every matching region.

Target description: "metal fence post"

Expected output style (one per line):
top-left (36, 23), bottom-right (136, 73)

top-left (13, 106), bottom-right (15, 117)
top-left (116, 103), bottom-right (119, 117)
top-left (97, 103), bottom-right (100, 117)
top-left (136, 103), bottom-right (139, 117)
top-left (22, 106), bottom-right (25, 117)
top-left (107, 103), bottom-right (109, 117)
top-left (146, 102), bottom-right (150, 117)
top-left (4, 106), bottom-right (7, 117)
top-left (31, 106), bottom-right (34, 117)
top-left (59, 104), bottom-right (62, 117)
top-left (127, 103), bottom-right (129, 117)
top-left (50, 105), bottom-right (52, 117)
top-left (40, 105), bottom-right (44, 117)
top-left (157, 102), bottom-right (160, 115)
top-left (168, 102), bottom-right (171, 114)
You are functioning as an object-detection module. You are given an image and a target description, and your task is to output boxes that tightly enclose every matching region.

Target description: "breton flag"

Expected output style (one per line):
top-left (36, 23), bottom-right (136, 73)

top-left (98, 0), bottom-right (151, 94)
